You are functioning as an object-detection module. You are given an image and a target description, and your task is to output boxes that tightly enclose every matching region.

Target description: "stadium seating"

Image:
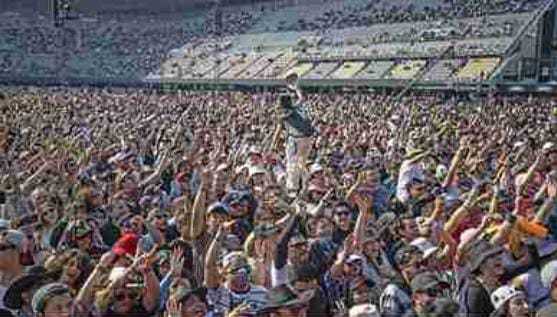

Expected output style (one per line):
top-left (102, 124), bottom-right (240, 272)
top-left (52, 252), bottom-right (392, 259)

top-left (237, 52), bottom-right (282, 79)
top-left (303, 62), bottom-right (340, 79)
top-left (282, 62), bottom-right (314, 79)
top-left (456, 57), bottom-right (501, 81)
top-left (355, 61), bottom-right (395, 79)
top-left (220, 55), bottom-right (262, 79)
top-left (329, 61), bottom-right (366, 79)
top-left (423, 59), bottom-right (463, 81)
top-left (387, 60), bottom-right (427, 79)
top-left (255, 52), bottom-right (298, 79)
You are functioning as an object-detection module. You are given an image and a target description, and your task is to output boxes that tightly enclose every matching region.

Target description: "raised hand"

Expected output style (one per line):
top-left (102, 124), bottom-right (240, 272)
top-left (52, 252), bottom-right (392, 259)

top-left (169, 247), bottom-right (185, 278)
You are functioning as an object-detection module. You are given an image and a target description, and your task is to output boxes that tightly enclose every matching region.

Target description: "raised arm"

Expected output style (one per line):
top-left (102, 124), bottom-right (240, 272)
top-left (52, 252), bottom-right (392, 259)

top-left (205, 227), bottom-right (224, 289)
top-left (274, 214), bottom-right (300, 270)
top-left (190, 170), bottom-right (208, 239)
top-left (444, 186), bottom-right (480, 234)
top-left (535, 182), bottom-right (557, 223)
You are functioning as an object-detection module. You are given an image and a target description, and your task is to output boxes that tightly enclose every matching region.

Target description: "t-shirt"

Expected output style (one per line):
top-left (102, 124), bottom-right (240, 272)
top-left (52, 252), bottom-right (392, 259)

top-left (207, 286), bottom-right (267, 316)
top-left (396, 160), bottom-right (424, 205)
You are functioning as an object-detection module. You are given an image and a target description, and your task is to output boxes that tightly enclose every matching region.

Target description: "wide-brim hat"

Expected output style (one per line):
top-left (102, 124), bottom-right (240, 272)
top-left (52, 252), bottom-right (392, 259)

top-left (4, 266), bottom-right (49, 309)
top-left (257, 285), bottom-right (314, 314)
top-left (468, 240), bottom-right (505, 272)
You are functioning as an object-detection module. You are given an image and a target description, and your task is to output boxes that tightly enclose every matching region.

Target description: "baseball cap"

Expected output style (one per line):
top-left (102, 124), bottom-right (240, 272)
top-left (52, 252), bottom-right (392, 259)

top-left (0, 229), bottom-right (25, 251)
top-left (113, 233), bottom-right (139, 256)
top-left (207, 202), bottom-right (230, 216)
top-left (349, 304), bottom-right (380, 317)
top-left (31, 283), bottom-right (70, 313)
top-left (411, 272), bottom-right (445, 293)
top-left (410, 237), bottom-right (439, 260)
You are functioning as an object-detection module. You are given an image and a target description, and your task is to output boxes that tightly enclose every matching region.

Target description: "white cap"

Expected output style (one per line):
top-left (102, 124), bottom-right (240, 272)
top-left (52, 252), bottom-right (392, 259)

top-left (490, 286), bottom-right (524, 311)
top-left (349, 304), bottom-right (380, 317)
top-left (108, 267), bottom-right (127, 283)
top-left (543, 142), bottom-right (555, 151)
top-left (248, 165), bottom-right (267, 178)
top-left (410, 237), bottom-right (438, 259)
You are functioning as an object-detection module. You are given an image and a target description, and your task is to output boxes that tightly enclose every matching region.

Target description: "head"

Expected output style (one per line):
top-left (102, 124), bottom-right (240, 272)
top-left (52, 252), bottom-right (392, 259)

top-left (490, 286), bottom-right (529, 317)
top-left (173, 289), bottom-right (208, 317)
top-left (407, 178), bottom-right (427, 200)
top-left (222, 252), bottom-right (251, 293)
top-left (398, 216), bottom-right (419, 241)
top-left (333, 201), bottom-right (352, 231)
top-left (261, 285), bottom-right (310, 317)
top-left (395, 245), bottom-right (425, 283)
top-left (0, 230), bottom-right (24, 271)
top-left (344, 255), bottom-right (365, 280)
top-left (206, 203), bottom-right (229, 234)
top-left (287, 237), bottom-right (309, 265)
top-left (315, 216), bottom-right (334, 239)
top-left (110, 284), bottom-right (140, 314)
top-left (148, 209), bottom-right (170, 232)
top-left (32, 283), bottom-right (72, 317)
top-left (59, 250), bottom-right (92, 288)
top-left (411, 272), bottom-right (446, 313)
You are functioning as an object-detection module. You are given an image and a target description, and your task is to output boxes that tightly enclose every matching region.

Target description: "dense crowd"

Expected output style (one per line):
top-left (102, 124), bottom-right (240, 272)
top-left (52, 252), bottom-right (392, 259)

top-left (0, 9), bottom-right (256, 80)
top-left (275, 0), bottom-right (547, 32)
top-left (0, 82), bottom-right (556, 317)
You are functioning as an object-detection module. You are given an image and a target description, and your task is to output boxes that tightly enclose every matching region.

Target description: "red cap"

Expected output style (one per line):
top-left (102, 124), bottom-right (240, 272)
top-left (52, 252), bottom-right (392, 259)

top-left (113, 233), bottom-right (139, 256)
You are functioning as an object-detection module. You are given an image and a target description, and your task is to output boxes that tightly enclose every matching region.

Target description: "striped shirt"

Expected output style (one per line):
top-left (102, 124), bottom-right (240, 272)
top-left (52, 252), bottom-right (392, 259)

top-left (207, 286), bottom-right (267, 317)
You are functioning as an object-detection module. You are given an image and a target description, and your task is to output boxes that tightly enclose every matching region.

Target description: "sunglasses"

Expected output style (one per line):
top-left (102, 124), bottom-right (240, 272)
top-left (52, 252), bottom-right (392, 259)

top-left (114, 291), bottom-right (138, 301)
top-left (0, 244), bottom-right (15, 251)
top-left (335, 211), bottom-right (350, 217)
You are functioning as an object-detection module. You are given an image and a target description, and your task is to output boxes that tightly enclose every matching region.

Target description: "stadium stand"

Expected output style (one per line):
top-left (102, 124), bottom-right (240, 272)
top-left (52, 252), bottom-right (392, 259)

top-left (423, 59), bottom-right (465, 81)
top-left (302, 62), bottom-right (340, 79)
top-left (387, 60), bottom-right (427, 79)
top-left (354, 61), bottom-right (395, 80)
top-left (329, 61), bottom-right (366, 79)
top-left (456, 57), bottom-right (501, 81)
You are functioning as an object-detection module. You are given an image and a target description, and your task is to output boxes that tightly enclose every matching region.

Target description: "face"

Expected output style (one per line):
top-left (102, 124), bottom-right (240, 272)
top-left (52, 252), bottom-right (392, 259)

top-left (288, 242), bottom-right (309, 265)
top-left (413, 288), bottom-right (440, 312)
top-left (229, 201), bottom-right (249, 218)
top-left (41, 204), bottom-right (59, 225)
top-left (62, 257), bottom-right (82, 285)
top-left (42, 293), bottom-right (72, 317)
top-left (400, 251), bottom-right (424, 281)
top-left (508, 296), bottom-right (529, 317)
top-left (400, 218), bottom-right (419, 241)
top-left (315, 217), bottom-right (333, 238)
top-left (363, 240), bottom-right (380, 259)
top-left (74, 234), bottom-right (92, 251)
top-left (409, 182), bottom-right (427, 199)
top-left (480, 253), bottom-right (504, 278)
top-left (343, 261), bottom-right (363, 279)
top-left (180, 295), bottom-right (207, 317)
top-left (112, 198), bottom-right (130, 218)
top-left (334, 207), bottom-right (351, 231)
top-left (112, 287), bottom-right (137, 313)
top-left (150, 213), bottom-right (168, 231)
top-left (206, 213), bottom-right (227, 234)
top-left (225, 267), bottom-right (250, 292)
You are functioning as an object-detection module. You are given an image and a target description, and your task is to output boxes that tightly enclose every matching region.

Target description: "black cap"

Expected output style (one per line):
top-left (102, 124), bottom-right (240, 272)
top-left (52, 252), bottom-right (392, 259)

top-left (411, 272), bottom-right (441, 293)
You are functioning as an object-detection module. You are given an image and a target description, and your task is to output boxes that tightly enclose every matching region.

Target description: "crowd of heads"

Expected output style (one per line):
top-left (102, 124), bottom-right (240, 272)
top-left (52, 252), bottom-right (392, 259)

top-left (0, 86), bottom-right (555, 317)
top-left (0, 9), bottom-right (256, 80)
